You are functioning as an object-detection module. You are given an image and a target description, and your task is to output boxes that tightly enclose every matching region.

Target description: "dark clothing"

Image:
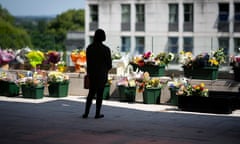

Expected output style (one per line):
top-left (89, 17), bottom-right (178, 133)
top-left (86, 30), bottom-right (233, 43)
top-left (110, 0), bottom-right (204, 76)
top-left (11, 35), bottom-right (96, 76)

top-left (83, 30), bottom-right (112, 118)
top-left (87, 42), bottom-right (112, 89)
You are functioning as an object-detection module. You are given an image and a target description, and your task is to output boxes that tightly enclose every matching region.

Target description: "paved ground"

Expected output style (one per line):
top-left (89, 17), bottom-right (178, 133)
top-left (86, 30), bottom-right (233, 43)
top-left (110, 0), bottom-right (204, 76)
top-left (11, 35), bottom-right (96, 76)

top-left (1, 95), bottom-right (240, 144)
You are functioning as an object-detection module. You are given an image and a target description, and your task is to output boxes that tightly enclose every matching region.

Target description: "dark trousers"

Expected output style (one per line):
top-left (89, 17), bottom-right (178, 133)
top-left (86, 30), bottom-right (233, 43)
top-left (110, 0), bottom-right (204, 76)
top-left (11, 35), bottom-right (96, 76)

top-left (84, 87), bottom-right (104, 116)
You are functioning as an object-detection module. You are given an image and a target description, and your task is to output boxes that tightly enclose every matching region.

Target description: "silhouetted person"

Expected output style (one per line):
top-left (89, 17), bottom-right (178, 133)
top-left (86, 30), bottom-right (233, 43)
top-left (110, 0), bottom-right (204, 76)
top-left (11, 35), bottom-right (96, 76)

top-left (82, 29), bottom-right (112, 119)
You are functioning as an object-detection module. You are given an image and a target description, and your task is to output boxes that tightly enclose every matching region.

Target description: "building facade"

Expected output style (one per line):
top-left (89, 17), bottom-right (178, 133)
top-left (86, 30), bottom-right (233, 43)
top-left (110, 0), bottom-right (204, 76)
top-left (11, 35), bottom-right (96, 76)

top-left (85, 0), bottom-right (240, 63)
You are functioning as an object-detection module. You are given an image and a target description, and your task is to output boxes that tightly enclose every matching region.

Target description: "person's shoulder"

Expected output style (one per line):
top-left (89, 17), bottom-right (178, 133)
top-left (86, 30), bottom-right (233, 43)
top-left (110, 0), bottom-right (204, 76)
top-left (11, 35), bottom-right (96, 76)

top-left (102, 44), bottom-right (110, 50)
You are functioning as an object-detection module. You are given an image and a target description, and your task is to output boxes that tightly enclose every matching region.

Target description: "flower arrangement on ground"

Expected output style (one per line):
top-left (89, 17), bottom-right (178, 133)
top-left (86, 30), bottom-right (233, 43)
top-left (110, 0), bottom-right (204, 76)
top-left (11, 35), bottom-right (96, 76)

top-left (111, 49), bottom-right (122, 60)
top-left (131, 51), bottom-right (175, 67)
top-left (230, 53), bottom-right (240, 81)
top-left (46, 50), bottom-right (61, 70)
top-left (26, 50), bottom-right (45, 69)
top-left (117, 77), bottom-right (136, 87)
top-left (180, 48), bottom-right (226, 68)
top-left (0, 49), bottom-right (15, 70)
top-left (17, 72), bottom-right (45, 88)
top-left (176, 82), bottom-right (208, 97)
top-left (136, 72), bottom-right (164, 92)
top-left (56, 60), bottom-right (67, 72)
top-left (230, 52), bottom-right (240, 69)
top-left (70, 49), bottom-right (86, 72)
top-left (47, 71), bottom-right (69, 84)
top-left (167, 77), bottom-right (189, 90)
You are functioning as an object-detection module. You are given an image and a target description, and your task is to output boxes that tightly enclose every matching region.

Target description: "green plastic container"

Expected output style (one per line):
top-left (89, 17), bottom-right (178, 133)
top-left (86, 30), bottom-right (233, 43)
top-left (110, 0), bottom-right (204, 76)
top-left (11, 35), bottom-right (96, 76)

top-left (103, 84), bottom-right (110, 100)
top-left (183, 66), bottom-right (218, 80)
top-left (7, 82), bottom-right (20, 97)
top-left (21, 85), bottom-right (44, 99)
top-left (143, 88), bottom-right (161, 104)
top-left (118, 86), bottom-right (136, 102)
top-left (130, 63), bottom-right (165, 77)
top-left (169, 88), bottom-right (178, 106)
top-left (48, 81), bottom-right (69, 97)
top-left (0, 81), bottom-right (19, 97)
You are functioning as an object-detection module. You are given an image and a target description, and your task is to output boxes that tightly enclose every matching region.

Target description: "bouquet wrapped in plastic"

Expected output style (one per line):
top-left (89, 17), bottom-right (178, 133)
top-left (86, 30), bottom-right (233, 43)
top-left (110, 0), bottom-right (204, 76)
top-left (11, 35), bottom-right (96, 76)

top-left (26, 50), bottom-right (45, 69)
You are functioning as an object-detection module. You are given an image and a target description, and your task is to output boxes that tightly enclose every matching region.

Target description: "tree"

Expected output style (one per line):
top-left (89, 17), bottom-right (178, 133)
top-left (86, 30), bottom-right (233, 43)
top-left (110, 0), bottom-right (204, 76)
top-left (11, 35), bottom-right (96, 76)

top-left (0, 5), bottom-right (32, 49)
top-left (47, 9), bottom-right (85, 51)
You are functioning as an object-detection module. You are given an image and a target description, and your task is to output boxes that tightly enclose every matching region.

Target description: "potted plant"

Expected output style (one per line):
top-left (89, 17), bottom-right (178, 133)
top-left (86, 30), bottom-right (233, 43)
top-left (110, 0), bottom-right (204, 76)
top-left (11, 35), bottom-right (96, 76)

top-left (180, 48), bottom-right (226, 80)
top-left (167, 77), bottom-right (188, 106)
top-left (130, 51), bottom-right (175, 77)
top-left (230, 55), bottom-right (240, 81)
top-left (47, 71), bottom-right (70, 97)
top-left (137, 72), bottom-right (163, 104)
top-left (117, 77), bottom-right (137, 102)
top-left (17, 72), bottom-right (45, 99)
top-left (102, 76), bottom-right (113, 100)
top-left (0, 71), bottom-right (19, 97)
top-left (176, 82), bottom-right (233, 114)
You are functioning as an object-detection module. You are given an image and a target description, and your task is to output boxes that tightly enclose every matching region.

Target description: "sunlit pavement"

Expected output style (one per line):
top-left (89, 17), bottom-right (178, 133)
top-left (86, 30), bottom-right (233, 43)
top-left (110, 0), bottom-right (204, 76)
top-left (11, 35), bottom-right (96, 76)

top-left (1, 95), bottom-right (240, 144)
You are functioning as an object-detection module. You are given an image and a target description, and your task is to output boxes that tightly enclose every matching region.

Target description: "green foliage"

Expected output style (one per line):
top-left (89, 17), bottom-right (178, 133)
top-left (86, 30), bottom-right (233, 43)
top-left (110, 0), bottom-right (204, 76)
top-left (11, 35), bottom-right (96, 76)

top-left (0, 5), bottom-right (32, 49)
top-left (47, 9), bottom-right (85, 51)
top-left (0, 5), bottom-right (85, 51)
top-left (0, 20), bottom-right (32, 49)
top-left (0, 5), bottom-right (14, 24)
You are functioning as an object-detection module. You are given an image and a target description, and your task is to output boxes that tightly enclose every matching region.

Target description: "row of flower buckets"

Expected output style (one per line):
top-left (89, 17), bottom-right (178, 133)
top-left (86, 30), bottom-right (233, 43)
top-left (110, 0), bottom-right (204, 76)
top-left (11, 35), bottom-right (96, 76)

top-left (104, 85), bottom-right (161, 104)
top-left (0, 80), bottom-right (69, 99)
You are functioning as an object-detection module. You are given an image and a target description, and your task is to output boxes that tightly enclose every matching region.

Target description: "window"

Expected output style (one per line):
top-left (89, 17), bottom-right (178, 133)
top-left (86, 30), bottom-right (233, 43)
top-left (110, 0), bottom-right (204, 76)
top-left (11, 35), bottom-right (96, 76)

top-left (135, 4), bottom-right (145, 31)
top-left (218, 37), bottom-right (229, 55)
top-left (183, 3), bottom-right (193, 32)
top-left (89, 36), bottom-right (94, 44)
top-left (234, 3), bottom-right (240, 32)
top-left (218, 3), bottom-right (229, 32)
top-left (169, 4), bottom-right (178, 31)
top-left (219, 3), bottom-right (229, 21)
top-left (121, 37), bottom-right (131, 52)
top-left (235, 3), bottom-right (240, 21)
top-left (135, 37), bottom-right (145, 54)
top-left (121, 4), bottom-right (131, 31)
top-left (168, 37), bottom-right (178, 54)
top-left (234, 38), bottom-right (240, 53)
top-left (169, 4), bottom-right (178, 24)
top-left (183, 37), bottom-right (193, 52)
top-left (89, 5), bottom-right (98, 31)
top-left (184, 4), bottom-right (193, 22)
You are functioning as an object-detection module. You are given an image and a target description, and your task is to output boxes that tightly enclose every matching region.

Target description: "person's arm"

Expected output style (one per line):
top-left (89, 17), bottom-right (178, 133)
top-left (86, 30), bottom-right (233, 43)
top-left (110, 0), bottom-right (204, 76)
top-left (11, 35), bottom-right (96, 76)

top-left (106, 47), bottom-right (112, 71)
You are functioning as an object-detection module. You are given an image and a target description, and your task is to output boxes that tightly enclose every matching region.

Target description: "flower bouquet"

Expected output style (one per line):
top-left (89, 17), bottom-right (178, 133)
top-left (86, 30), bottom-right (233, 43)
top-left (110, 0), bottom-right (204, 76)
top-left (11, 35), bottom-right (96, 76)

top-left (130, 51), bottom-right (174, 77)
top-left (26, 50), bottom-right (45, 70)
top-left (117, 77), bottom-right (137, 102)
top-left (136, 72), bottom-right (164, 104)
top-left (47, 71), bottom-right (70, 97)
top-left (56, 60), bottom-right (67, 72)
top-left (70, 49), bottom-right (86, 73)
top-left (167, 77), bottom-right (189, 105)
top-left (180, 48), bottom-right (226, 80)
top-left (0, 49), bottom-right (15, 70)
top-left (15, 47), bottom-right (32, 70)
top-left (17, 72), bottom-right (46, 99)
top-left (230, 55), bottom-right (240, 81)
top-left (46, 50), bottom-right (61, 70)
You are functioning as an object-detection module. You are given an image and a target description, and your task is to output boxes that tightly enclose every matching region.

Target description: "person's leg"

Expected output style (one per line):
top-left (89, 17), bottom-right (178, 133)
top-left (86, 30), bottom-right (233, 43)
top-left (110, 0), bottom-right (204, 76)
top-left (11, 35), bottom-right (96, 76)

top-left (82, 88), bottom-right (96, 118)
top-left (95, 87), bottom-right (104, 119)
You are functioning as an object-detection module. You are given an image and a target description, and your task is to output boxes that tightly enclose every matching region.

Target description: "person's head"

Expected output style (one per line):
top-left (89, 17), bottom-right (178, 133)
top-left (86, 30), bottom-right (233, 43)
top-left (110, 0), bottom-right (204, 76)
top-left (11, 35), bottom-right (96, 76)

top-left (94, 29), bottom-right (106, 42)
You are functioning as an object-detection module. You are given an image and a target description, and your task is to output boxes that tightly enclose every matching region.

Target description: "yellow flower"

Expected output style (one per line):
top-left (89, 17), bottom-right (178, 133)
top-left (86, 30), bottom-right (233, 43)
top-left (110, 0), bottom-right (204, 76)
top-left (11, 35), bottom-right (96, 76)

top-left (200, 83), bottom-right (205, 88)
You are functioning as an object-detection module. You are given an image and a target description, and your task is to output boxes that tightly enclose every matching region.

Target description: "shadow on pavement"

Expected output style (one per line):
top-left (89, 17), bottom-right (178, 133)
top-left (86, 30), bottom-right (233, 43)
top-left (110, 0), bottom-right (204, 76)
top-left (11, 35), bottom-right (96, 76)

top-left (1, 98), bottom-right (240, 144)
